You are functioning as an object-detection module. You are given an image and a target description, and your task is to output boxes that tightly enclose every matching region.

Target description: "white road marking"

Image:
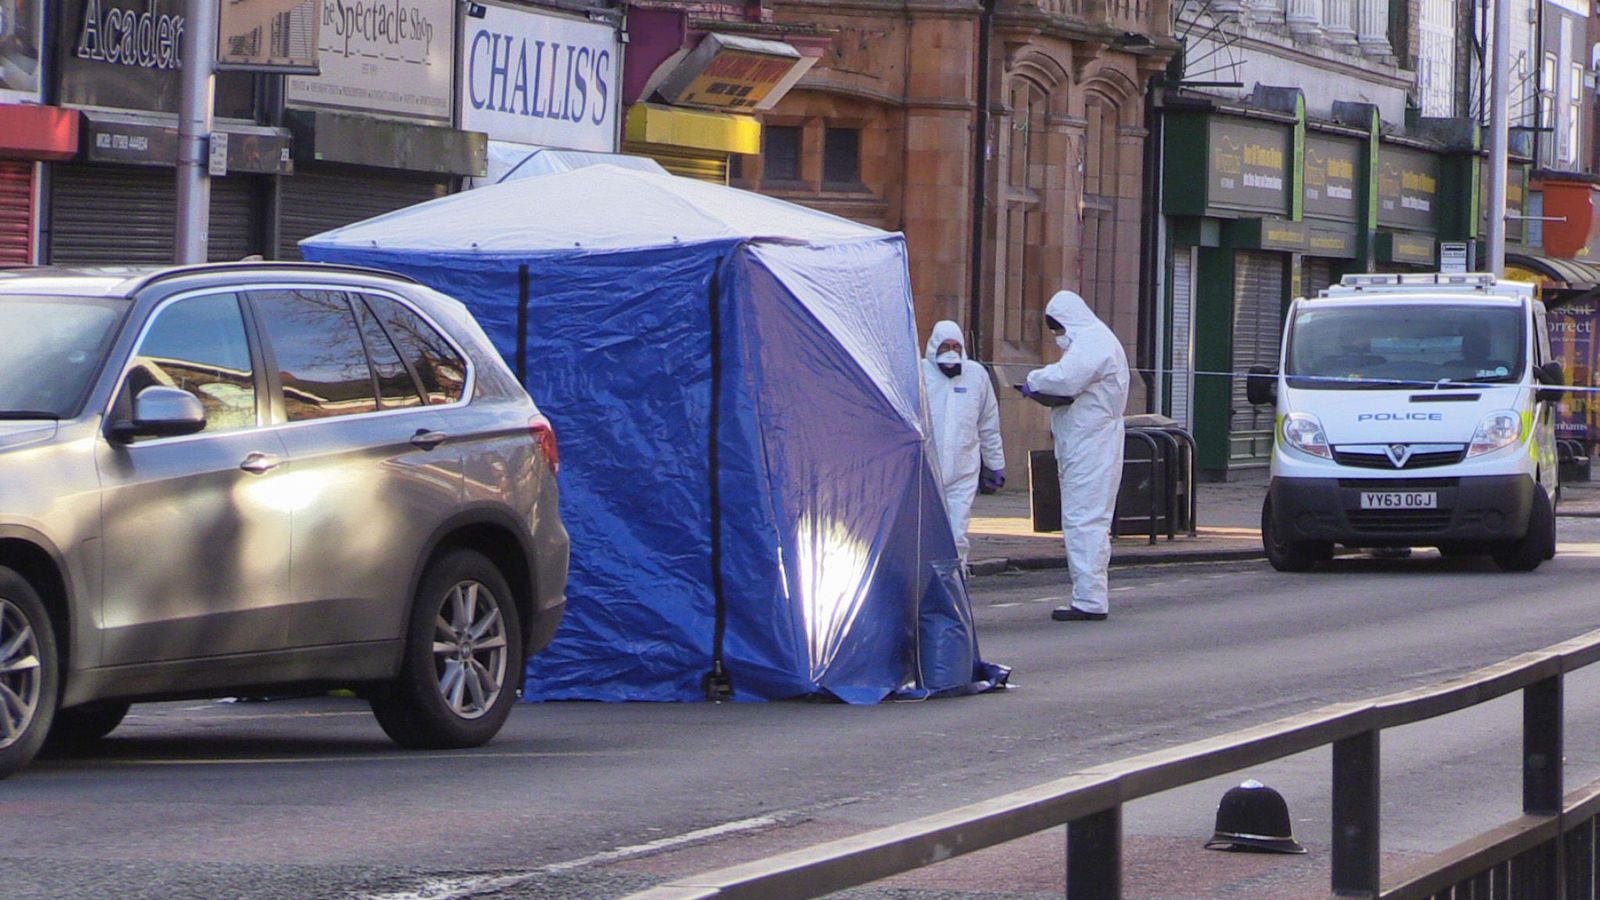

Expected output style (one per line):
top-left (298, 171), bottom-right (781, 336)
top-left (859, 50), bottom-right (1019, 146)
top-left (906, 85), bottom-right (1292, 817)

top-left (74, 750), bottom-right (639, 767)
top-left (166, 709), bottom-right (375, 720)
top-left (358, 798), bottom-right (861, 900)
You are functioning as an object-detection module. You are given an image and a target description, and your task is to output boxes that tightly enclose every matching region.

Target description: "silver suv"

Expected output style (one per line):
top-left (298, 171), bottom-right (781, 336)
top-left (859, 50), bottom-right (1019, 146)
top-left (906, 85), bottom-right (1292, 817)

top-left (0, 263), bottom-right (568, 777)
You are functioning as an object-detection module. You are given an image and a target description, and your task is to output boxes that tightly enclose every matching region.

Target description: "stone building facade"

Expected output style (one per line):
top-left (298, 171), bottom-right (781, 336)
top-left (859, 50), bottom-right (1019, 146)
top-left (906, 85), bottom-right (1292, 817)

top-left (733, 0), bottom-right (1174, 475)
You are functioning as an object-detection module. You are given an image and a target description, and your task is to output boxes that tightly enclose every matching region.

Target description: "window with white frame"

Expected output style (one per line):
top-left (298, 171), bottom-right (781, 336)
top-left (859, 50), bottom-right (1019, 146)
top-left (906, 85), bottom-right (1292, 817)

top-left (1567, 62), bottom-right (1582, 164)
top-left (1541, 53), bottom-right (1557, 165)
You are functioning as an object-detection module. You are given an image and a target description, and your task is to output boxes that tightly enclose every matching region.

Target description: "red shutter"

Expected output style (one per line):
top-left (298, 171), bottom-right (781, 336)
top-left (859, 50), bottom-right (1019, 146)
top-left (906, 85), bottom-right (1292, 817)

top-left (0, 161), bottom-right (33, 266)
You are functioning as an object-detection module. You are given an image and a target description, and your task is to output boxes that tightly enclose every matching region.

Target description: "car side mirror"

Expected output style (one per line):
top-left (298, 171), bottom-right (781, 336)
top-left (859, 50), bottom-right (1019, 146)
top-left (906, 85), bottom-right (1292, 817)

top-left (111, 387), bottom-right (207, 441)
top-left (1246, 365), bottom-right (1278, 407)
top-left (1536, 361), bottom-right (1566, 404)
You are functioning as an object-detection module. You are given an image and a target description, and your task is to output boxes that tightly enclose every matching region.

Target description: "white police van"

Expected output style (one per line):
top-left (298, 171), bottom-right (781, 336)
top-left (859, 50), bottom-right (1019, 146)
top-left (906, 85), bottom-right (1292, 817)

top-left (1248, 273), bottom-right (1565, 572)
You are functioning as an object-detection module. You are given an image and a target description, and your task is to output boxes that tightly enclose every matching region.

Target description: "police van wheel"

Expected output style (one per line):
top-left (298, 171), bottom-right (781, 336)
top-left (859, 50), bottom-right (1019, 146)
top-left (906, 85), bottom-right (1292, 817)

top-left (1492, 488), bottom-right (1555, 572)
top-left (1262, 500), bottom-right (1323, 572)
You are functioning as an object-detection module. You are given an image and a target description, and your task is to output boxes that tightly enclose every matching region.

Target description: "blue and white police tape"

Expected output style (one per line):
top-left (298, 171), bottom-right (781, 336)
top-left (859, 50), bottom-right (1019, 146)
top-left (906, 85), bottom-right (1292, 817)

top-left (971, 360), bottom-right (1600, 394)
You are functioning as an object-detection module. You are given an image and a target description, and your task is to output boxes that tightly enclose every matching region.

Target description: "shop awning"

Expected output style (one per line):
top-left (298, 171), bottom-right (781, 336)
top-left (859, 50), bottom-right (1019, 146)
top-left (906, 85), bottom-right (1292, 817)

top-left (0, 104), bottom-right (79, 162)
top-left (1505, 252), bottom-right (1600, 294)
top-left (625, 103), bottom-right (761, 156)
top-left (284, 109), bottom-right (486, 177)
top-left (77, 110), bottom-right (293, 174)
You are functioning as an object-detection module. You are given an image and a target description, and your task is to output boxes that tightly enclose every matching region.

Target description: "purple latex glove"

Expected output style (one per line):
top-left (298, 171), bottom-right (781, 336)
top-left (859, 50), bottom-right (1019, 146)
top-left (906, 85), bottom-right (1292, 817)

top-left (981, 468), bottom-right (1006, 492)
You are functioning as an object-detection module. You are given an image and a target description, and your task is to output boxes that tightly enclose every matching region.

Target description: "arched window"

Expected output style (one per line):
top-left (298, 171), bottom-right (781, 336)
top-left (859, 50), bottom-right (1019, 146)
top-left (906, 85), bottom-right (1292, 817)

top-left (1080, 93), bottom-right (1122, 323)
top-left (1003, 79), bottom-right (1048, 343)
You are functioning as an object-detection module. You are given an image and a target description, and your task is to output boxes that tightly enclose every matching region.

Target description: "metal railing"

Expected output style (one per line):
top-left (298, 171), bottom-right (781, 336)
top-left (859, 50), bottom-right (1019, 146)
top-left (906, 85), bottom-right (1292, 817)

top-left (628, 629), bottom-right (1600, 899)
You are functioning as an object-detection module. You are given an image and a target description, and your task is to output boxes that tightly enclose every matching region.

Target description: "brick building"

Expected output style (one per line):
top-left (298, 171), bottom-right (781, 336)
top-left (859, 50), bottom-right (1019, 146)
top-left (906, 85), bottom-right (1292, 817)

top-left (714, 0), bottom-right (1176, 474)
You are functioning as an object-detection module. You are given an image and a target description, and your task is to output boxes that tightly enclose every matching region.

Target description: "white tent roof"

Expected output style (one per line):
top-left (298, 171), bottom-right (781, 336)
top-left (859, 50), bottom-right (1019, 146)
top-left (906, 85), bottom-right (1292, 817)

top-left (302, 165), bottom-right (886, 254)
top-left (473, 143), bottom-right (667, 188)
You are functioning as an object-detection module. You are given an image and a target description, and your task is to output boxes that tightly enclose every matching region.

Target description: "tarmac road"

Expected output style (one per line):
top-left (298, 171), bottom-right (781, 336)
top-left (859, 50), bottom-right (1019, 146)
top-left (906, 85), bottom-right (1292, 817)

top-left (7, 518), bottom-right (1600, 899)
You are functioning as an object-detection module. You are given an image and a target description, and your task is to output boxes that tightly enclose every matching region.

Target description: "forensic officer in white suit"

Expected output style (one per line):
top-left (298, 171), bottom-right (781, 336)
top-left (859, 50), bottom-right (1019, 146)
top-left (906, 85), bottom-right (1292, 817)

top-left (1023, 291), bottom-right (1130, 622)
top-left (922, 320), bottom-right (1005, 566)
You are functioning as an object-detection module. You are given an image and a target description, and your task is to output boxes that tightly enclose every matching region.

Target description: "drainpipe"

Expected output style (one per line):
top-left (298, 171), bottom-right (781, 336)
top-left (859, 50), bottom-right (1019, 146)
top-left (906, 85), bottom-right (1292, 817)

top-left (1139, 73), bottom-right (1166, 413)
top-left (968, 0), bottom-right (997, 354)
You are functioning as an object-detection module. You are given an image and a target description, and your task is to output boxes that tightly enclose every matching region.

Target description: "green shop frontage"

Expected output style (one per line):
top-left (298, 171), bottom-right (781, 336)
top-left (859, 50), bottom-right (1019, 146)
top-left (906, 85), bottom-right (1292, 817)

top-left (1161, 101), bottom-right (1478, 479)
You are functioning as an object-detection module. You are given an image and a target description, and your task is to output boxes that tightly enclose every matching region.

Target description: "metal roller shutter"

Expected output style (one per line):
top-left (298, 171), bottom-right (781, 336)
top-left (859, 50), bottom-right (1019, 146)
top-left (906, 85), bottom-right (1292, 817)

top-left (0, 161), bottom-right (33, 266)
top-left (1169, 245), bottom-right (1195, 428)
top-left (1230, 250), bottom-right (1285, 466)
top-left (1303, 256), bottom-right (1335, 298)
top-left (49, 165), bottom-right (258, 264)
top-left (622, 143), bottom-right (727, 183)
top-left (277, 170), bottom-right (447, 260)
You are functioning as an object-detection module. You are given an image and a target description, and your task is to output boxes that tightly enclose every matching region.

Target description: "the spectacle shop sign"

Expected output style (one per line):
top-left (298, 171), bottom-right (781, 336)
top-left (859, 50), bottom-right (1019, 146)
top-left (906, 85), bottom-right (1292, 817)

top-left (287, 0), bottom-right (454, 123)
top-left (458, 2), bottom-right (619, 152)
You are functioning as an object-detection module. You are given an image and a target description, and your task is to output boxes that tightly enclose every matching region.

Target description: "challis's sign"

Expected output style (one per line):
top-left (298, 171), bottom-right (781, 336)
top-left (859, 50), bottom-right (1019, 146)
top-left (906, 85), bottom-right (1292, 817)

top-left (458, 2), bottom-right (618, 152)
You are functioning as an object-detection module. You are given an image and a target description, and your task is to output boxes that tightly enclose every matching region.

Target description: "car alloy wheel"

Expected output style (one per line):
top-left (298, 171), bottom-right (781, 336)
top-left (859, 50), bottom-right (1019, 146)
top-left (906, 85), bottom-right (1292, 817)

top-left (0, 597), bottom-right (42, 751)
top-left (433, 580), bottom-right (509, 720)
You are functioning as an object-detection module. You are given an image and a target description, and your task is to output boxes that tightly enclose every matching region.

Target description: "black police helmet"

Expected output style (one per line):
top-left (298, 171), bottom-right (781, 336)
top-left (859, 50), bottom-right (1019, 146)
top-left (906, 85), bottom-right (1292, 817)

top-left (1204, 780), bottom-right (1306, 854)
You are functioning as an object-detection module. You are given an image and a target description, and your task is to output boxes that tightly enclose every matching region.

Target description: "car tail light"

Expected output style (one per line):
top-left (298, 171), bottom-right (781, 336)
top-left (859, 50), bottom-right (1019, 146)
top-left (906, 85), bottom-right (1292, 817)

top-left (530, 414), bottom-right (560, 475)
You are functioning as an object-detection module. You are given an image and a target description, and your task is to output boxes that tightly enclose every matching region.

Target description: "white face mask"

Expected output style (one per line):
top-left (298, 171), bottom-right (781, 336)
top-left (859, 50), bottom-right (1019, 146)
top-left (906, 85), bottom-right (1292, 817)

top-left (1055, 334), bottom-right (1071, 352)
top-left (936, 350), bottom-right (962, 366)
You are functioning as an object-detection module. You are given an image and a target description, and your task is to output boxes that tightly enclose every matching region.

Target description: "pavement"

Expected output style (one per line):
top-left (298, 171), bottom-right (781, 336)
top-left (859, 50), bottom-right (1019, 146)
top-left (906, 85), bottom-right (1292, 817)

top-left (968, 467), bottom-right (1600, 576)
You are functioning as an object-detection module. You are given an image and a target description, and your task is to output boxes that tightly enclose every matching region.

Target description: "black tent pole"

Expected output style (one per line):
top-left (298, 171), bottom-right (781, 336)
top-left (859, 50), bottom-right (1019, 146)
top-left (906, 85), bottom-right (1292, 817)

top-left (516, 263), bottom-right (530, 384)
top-left (703, 258), bottom-right (734, 702)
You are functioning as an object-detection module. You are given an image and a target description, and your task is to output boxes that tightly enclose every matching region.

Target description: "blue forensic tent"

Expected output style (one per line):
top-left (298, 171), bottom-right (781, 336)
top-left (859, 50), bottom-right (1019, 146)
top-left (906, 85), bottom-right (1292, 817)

top-left (301, 166), bottom-right (1007, 703)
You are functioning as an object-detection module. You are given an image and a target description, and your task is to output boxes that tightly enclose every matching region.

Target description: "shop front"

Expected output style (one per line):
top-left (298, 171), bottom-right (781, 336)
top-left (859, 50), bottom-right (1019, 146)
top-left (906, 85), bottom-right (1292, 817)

top-left (1163, 110), bottom-right (1297, 475)
top-left (0, 105), bottom-right (77, 266)
top-left (0, 1), bottom-right (61, 266)
top-left (47, 0), bottom-right (287, 263)
top-left (277, 0), bottom-right (482, 258)
top-left (1301, 130), bottom-right (1365, 295)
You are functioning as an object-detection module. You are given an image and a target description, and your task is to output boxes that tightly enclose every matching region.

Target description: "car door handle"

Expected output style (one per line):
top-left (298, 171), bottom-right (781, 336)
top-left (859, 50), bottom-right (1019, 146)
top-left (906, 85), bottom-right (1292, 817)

top-left (411, 429), bottom-right (449, 450)
top-left (239, 452), bottom-right (283, 475)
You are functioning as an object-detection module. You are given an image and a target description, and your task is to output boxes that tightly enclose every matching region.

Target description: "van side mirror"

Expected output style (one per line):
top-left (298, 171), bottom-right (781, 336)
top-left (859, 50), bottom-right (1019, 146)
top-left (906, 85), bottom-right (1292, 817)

top-left (110, 387), bottom-right (207, 441)
top-left (1536, 361), bottom-right (1566, 404)
top-left (1246, 365), bottom-right (1278, 407)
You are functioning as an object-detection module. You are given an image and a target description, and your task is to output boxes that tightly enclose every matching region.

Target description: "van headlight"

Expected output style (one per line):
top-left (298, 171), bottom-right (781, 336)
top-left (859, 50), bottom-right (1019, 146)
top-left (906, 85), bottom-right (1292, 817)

top-left (1281, 412), bottom-right (1332, 459)
top-left (1467, 411), bottom-right (1523, 457)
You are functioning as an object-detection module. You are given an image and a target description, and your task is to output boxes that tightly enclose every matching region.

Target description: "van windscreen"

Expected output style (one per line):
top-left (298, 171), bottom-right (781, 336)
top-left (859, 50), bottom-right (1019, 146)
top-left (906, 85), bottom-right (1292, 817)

top-left (1285, 304), bottom-right (1526, 390)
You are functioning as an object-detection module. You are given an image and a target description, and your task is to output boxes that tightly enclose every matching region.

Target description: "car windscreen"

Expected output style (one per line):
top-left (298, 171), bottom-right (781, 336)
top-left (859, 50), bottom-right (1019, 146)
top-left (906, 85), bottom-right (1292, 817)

top-left (0, 295), bottom-right (127, 418)
top-left (1285, 303), bottom-right (1526, 390)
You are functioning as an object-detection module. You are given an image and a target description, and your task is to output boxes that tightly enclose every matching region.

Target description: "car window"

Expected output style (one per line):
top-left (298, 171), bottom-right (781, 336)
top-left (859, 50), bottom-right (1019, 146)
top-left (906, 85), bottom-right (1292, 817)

top-left (359, 294), bottom-right (468, 405)
top-left (124, 293), bottom-right (257, 435)
top-left (1529, 307), bottom-right (1542, 365)
top-left (1285, 304), bottom-right (1526, 389)
top-left (250, 290), bottom-right (379, 421)
top-left (0, 295), bottom-right (124, 419)
top-left (352, 298), bottom-right (425, 409)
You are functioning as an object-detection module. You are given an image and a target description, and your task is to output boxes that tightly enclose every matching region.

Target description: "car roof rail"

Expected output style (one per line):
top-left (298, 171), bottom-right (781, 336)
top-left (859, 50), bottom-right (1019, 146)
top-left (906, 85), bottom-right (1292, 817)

top-left (128, 260), bottom-right (421, 293)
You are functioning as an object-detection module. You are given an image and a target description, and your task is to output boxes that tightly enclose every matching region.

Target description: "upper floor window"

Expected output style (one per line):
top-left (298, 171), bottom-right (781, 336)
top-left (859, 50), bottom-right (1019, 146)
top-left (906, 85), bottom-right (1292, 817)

top-left (823, 127), bottom-right (861, 187)
top-left (764, 125), bottom-right (802, 181)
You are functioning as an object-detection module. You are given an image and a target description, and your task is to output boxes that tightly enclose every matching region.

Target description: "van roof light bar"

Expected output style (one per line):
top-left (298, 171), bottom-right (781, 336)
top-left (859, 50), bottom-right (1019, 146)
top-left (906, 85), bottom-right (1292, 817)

top-left (1337, 273), bottom-right (1499, 288)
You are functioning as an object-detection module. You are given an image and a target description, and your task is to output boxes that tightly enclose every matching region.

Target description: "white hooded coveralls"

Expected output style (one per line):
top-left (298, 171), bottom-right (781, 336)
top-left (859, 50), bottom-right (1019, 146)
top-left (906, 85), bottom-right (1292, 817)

top-left (922, 321), bottom-right (1005, 564)
top-left (1025, 292), bottom-right (1130, 614)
